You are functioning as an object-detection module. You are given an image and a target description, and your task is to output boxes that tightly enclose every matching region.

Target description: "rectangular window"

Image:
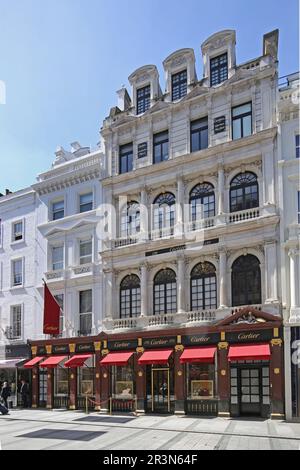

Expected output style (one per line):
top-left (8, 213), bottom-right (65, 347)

top-left (78, 366), bottom-right (95, 396)
top-left (10, 305), bottom-right (22, 339)
top-left (119, 143), bottom-right (133, 174)
top-left (12, 221), bottom-right (23, 242)
top-left (79, 290), bottom-right (92, 336)
top-left (137, 85), bottom-right (150, 115)
top-left (79, 239), bottom-right (92, 265)
top-left (172, 70), bottom-right (187, 101)
top-left (186, 364), bottom-right (215, 400)
top-left (52, 200), bottom-right (64, 220)
top-left (54, 294), bottom-right (64, 336)
top-left (12, 259), bottom-right (23, 286)
top-left (52, 246), bottom-right (64, 271)
top-left (54, 367), bottom-right (68, 396)
top-left (153, 131), bottom-right (169, 164)
top-left (191, 118), bottom-right (208, 152)
top-left (210, 53), bottom-right (228, 86)
top-left (79, 193), bottom-right (93, 213)
top-left (232, 103), bottom-right (252, 140)
top-left (298, 191), bottom-right (300, 224)
top-left (296, 135), bottom-right (300, 159)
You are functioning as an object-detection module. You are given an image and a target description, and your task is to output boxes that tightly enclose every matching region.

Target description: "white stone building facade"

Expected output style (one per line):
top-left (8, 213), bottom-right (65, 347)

top-left (278, 72), bottom-right (300, 420)
top-left (101, 29), bottom-right (282, 331)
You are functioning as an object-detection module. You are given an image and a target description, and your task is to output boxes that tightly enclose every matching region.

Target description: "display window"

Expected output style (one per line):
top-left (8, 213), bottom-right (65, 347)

top-left (112, 365), bottom-right (135, 398)
top-left (78, 356), bottom-right (95, 396)
top-left (186, 364), bottom-right (216, 400)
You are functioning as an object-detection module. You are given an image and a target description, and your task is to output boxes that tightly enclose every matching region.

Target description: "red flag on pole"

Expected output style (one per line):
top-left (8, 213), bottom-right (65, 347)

top-left (43, 282), bottom-right (60, 335)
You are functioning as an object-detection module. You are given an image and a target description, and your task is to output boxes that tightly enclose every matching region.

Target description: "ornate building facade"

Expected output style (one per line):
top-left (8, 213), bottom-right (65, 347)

top-left (2, 28), bottom-right (295, 419)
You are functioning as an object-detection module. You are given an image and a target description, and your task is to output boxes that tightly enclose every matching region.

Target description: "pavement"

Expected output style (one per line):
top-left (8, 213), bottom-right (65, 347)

top-left (0, 409), bottom-right (300, 450)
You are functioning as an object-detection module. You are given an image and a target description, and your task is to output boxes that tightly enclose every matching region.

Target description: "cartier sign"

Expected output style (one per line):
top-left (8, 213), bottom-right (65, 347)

top-left (226, 329), bottom-right (275, 343)
top-left (183, 333), bottom-right (220, 346)
top-left (76, 343), bottom-right (95, 353)
top-left (143, 337), bottom-right (177, 349)
top-left (52, 344), bottom-right (69, 354)
top-left (107, 340), bottom-right (138, 351)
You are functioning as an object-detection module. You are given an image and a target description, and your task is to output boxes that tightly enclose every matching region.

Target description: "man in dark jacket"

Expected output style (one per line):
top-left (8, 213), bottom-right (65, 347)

top-left (20, 380), bottom-right (29, 408)
top-left (1, 382), bottom-right (11, 409)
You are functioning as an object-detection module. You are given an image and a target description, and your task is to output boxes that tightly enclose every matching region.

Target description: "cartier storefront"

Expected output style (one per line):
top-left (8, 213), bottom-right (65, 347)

top-left (26, 307), bottom-right (285, 419)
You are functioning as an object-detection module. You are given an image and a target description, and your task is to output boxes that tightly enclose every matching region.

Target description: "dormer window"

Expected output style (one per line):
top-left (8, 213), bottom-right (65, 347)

top-left (172, 70), bottom-right (187, 101)
top-left (210, 53), bottom-right (228, 86)
top-left (137, 85), bottom-right (151, 115)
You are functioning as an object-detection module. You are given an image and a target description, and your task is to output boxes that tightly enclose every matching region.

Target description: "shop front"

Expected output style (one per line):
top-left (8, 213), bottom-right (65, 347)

top-left (0, 344), bottom-right (31, 407)
top-left (27, 307), bottom-right (285, 418)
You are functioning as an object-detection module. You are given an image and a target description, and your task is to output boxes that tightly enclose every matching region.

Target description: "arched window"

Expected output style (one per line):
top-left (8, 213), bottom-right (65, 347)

top-left (153, 269), bottom-right (177, 315)
top-left (190, 262), bottom-right (217, 310)
top-left (120, 201), bottom-right (140, 237)
top-left (231, 255), bottom-right (261, 307)
top-left (230, 172), bottom-right (259, 213)
top-left (153, 193), bottom-right (175, 231)
top-left (189, 183), bottom-right (215, 221)
top-left (120, 274), bottom-right (141, 318)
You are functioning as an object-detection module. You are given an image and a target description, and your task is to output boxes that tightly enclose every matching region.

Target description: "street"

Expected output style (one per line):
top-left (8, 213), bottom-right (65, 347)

top-left (0, 409), bottom-right (299, 450)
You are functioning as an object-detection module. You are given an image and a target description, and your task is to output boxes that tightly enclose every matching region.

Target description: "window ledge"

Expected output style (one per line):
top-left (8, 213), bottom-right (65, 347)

top-left (10, 239), bottom-right (24, 246)
top-left (10, 285), bottom-right (24, 291)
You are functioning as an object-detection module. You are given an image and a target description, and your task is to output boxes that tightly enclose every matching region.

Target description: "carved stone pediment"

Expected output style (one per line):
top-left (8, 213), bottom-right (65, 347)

top-left (216, 306), bottom-right (281, 327)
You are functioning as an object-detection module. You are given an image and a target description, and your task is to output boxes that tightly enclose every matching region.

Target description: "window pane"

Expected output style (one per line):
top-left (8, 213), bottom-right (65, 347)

top-left (13, 260), bottom-right (23, 285)
top-left (232, 119), bottom-right (241, 140)
top-left (80, 193), bottom-right (93, 212)
top-left (137, 85), bottom-right (150, 114)
top-left (79, 290), bottom-right (92, 313)
top-left (232, 103), bottom-right (252, 117)
top-left (52, 246), bottom-right (64, 270)
top-left (243, 115), bottom-right (252, 137)
top-left (80, 240), bottom-right (92, 264)
top-left (53, 200), bottom-right (64, 220)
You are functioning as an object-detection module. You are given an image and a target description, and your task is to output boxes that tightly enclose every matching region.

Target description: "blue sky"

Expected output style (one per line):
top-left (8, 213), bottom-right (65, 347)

top-left (0, 0), bottom-right (299, 192)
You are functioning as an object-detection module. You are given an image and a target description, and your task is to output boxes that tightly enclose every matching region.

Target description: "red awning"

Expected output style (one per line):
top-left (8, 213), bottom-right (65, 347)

top-left (138, 349), bottom-right (173, 365)
top-left (100, 352), bottom-right (134, 366)
top-left (39, 356), bottom-right (68, 368)
top-left (180, 347), bottom-right (217, 364)
top-left (64, 354), bottom-right (92, 368)
top-left (228, 343), bottom-right (271, 362)
top-left (23, 357), bottom-right (45, 369)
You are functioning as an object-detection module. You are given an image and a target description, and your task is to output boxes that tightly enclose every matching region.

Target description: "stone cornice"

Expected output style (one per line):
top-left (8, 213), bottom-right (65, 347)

top-left (37, 209), bottom-right (101, 236)
top-left (33, 153), bottom-right (102, 195)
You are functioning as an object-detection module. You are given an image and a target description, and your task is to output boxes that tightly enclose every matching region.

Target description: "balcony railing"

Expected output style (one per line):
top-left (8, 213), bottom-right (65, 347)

top-left (105, 308), bottom-right (226, 331)
top-left (227, 207), bottom-right (260, 224)
top-left (151, 227), bottom-right (174, 241)
top-left (110, 209), bottom-right (262, 249)
top-left (187, 216), bottom-right (216, 231)
top-left (187, 309), bottom-right (217, 323)
top-left (45, 269), bottom-right (65, 281)
top-left (113, 236), bottom-right (139, 249)
top-left (4, 327), bottom-right (22, 341)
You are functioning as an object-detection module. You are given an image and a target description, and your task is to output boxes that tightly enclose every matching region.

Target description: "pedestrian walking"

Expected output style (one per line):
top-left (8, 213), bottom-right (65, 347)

top-left (20, 380), bottom-right (29, 408)
top-left (0, 382), bottom-right (11, 409)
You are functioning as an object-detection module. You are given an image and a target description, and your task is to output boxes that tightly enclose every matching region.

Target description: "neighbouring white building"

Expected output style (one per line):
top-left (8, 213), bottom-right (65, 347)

top-left (0, 142), bottom-right (104, 406)
top-left (0, 187), bottom-right (37, 404)
top-left (278, 72), bottom-right (300, 421)
top-left (32, 143), bottom-right (104, 339)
